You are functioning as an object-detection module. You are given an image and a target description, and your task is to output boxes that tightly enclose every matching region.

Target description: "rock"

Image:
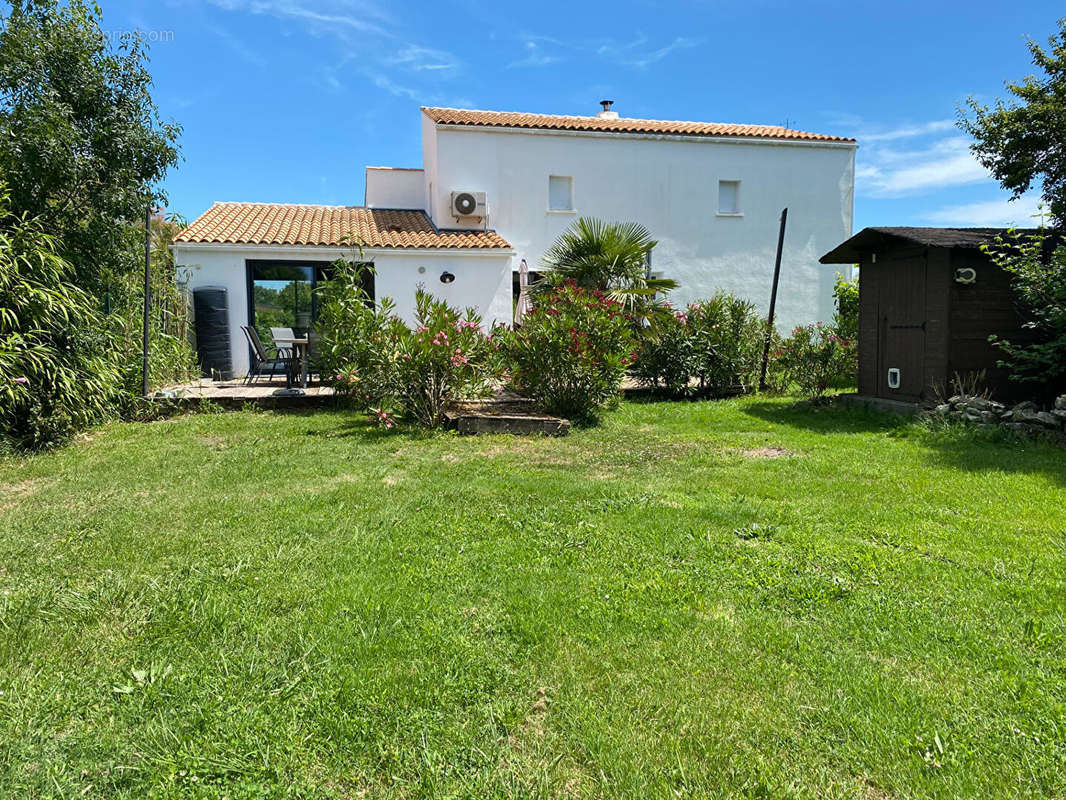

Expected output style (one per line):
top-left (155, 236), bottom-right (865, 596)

top-left (1051, 409), bottom-right (1066, 423)
top-left (1035, 411), bottom-right (1063, 429)
top-left (934, 403), bottom-right (952, 415)
top-left (960, 397), bottom-right (1004, 413)
top-left (1011, 409), bottom-right (1062, 428)
top-left (1012, 400), bottom-right (1039, 413)
top-left (1002, 422), bottom-right (1036, 435)
top-left (1056, 395), bottom-right (1066, 411)
top-left (1006, 408), bottom-right (1042, 425)
top-left (979, 410), bottom-right (1001, 424)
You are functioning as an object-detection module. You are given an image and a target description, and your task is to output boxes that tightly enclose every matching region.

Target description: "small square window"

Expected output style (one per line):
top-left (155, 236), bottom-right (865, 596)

top-left (548, 175), bottom-right (574, 211)
top-left (718, 180), bottom-right (740, 215)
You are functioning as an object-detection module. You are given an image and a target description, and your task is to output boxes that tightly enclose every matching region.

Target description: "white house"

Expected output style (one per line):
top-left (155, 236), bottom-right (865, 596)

top-left (173, 103), bottom-right (856, 377)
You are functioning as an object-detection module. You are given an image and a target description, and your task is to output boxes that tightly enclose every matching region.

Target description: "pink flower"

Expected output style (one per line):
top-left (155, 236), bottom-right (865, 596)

top-left (13, 377), bottom-right (28, 384)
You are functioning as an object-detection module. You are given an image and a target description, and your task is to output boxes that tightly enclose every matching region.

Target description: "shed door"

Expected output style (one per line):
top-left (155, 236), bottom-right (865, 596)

top-left (877, 254), bottom-right (927, 401)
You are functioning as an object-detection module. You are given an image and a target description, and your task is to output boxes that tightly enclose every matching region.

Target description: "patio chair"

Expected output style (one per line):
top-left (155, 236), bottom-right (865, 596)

top-left (270, 327), bottom-right (295, 359)
top-left (241, 325), bottom-right (291, 385)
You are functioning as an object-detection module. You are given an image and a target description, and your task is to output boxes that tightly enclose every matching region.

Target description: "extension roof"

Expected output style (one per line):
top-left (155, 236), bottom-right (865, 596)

top-left (175, 202), bottom-right (511, 249)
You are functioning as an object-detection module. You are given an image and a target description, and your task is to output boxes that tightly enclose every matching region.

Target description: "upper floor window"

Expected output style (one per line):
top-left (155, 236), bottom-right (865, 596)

top-left (548, 175), bottom-right (574, 212)
top-left (718, 180), bottom-right (741, 215)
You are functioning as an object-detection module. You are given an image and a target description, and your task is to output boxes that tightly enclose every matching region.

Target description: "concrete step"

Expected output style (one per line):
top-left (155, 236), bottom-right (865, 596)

top-left (444, 395), bottom-right (570, 436)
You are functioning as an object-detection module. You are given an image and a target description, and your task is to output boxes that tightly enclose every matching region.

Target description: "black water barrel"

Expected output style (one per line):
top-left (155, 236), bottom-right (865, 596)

top-left (193, 286), bottom-right (233, 380)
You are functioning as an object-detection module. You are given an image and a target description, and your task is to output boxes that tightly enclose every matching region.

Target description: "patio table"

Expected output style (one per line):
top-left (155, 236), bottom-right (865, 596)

top-left (273, 337), bottom-right (309, 389)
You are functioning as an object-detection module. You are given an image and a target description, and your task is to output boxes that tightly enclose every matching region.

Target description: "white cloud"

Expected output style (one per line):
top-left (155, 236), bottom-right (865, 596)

top-left (857, 136), bottom-right (989, 197)
top-left (206, 24), bottom-right (267, 67)
top-left (508, 41), bottom-right (561, 69)
top-left (204, 0), bottom-right (469, 104)
top-left (924, 195), bottom-right (1047, 227)
top-left (388, 45), bottom-right (459, 73)
top-left (598, 34), bottom-right (700, 68)
top-left (207, 0), bottom-right (391, 38)
top-left (846, 119), bottom-right (956, 143)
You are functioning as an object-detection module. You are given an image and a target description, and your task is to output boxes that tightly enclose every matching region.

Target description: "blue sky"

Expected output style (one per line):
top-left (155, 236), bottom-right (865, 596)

top-left (104, 0), bottom-right (1061, 231)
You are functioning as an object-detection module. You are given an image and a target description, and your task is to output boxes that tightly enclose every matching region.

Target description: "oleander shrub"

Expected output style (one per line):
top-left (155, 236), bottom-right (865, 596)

top-left (632, 293), bottom-right (764, 397)
top-left (630, 309), bottom-right (694, 395)
top-left (317, 261), bottom-right (404, 413)
top-left (500, 280), bottom-right (634, 421)
top-left (687, 294), bottom-right (764, 394)
top-left (318, 266), bottom-right (500, 428)
top-left (776, 322), bottom-right (857, 399)
top-left (391, 289), bottom-right (501, 428)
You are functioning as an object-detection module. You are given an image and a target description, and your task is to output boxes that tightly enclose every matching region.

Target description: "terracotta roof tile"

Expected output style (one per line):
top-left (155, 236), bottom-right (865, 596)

top-left (422, 107), bottom-right (855, 143)
top-left (175, 203), bottom-right (512, 249)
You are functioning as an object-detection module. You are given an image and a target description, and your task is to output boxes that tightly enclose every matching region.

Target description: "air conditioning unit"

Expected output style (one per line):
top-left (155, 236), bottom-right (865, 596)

top-left (450, 190), bottom-right (487, 218)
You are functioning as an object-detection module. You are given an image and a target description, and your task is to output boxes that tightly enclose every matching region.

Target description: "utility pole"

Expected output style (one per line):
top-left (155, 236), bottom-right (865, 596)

top-left (759, 207), bottom-right (788, 392)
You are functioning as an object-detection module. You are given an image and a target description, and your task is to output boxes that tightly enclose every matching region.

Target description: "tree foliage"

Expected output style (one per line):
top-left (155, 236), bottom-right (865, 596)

top-left (0, 0), bottom-right (180, 290)
top-left (959, 19), bottom-right (1066, 226)
top-left (0, 191), bottom-right (120, 449)
top-left (983, 229), bottom-right (1066, 394)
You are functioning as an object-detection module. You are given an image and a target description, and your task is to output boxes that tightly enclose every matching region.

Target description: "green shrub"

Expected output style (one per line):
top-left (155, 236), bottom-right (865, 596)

top-left (318, 266), bottom-right (500, 428)
top-left (776, 323), bottom-right (856, 399)
top-left (832, 273), bottom-right (859, 343)
top-left (0, 200), bottom-right (121, 449)
top-left (632, 293), bottom-right (765, 397)
top-left (317, 262), bottom-right (404, 413)
top-left (630, 309), bottom-right (694, 394)
top-left (984, 229), bottom-right (1066, 395)
top-left (392, 289), bottom-right (501, 427)
top-left (500, 280), bottom-right (634, 421)
top-left (687, 294), bottom-right (765, 394)
top-left (107, 217), bottom-right (198, 404)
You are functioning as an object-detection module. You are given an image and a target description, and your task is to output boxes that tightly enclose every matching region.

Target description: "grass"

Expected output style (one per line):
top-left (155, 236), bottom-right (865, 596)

top-left (1, 396), bottom-right (1064, 799)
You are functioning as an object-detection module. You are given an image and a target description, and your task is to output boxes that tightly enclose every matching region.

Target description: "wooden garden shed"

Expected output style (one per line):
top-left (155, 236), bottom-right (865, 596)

top-left (820, 227), bottom-right (1038, 405)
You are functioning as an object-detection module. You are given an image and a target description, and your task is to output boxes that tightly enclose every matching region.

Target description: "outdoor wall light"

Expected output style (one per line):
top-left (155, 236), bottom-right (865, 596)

top-left (440, 271), bottom-right (456, 284)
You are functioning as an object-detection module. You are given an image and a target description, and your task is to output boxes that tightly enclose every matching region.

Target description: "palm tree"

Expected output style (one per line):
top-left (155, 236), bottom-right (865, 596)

top-left (532, 218), bottom-right (679, 318)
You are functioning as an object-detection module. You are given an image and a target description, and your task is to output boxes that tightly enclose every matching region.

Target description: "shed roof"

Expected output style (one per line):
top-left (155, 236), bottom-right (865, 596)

top-left (175, 202), bottom-right (512, 250)
top-left (819, 227), bottom-right (1040, 264)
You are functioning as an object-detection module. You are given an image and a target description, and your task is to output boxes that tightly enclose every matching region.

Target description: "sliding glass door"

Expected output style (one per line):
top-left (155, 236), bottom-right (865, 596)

top-left (245, 260), bottom-right (375, 368)
top-left (247, 262), bottom-right (322, 349)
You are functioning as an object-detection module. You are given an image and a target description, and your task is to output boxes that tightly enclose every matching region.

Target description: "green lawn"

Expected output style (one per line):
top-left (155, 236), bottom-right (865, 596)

top-left (1, 397), bottom-right (1065, 799)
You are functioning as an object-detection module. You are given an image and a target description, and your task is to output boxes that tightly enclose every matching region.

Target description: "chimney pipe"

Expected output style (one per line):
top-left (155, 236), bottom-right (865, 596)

top-left (597, 99), bottom-right (619, 119)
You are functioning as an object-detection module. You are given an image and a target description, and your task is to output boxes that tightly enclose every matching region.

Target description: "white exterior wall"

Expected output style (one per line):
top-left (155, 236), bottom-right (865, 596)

top-left (425, 121), bottom-right (855, 331)
top-left (364, 167), bottom-right (426, 209)
top-left (173, 243), bottom-right (512, 376)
